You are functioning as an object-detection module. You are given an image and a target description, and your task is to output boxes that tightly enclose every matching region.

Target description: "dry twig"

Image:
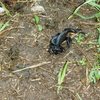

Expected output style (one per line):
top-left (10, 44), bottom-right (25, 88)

top-left (12, 61), bottom-right (51, 73)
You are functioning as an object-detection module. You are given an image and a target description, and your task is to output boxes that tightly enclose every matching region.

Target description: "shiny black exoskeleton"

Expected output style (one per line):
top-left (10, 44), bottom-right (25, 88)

top-left (48, 28), bottom-right (84, 54)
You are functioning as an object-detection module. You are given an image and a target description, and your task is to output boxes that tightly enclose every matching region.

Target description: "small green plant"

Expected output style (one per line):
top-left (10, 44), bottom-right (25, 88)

top-left (33, 15), bottom-right (43, 31)
top-left (79, 58), bottom-right (87, 66)
top-left (68, 0), bottom-right (100, 20)
top-left (75, 33), bottom-right (85, 44)
top-left (89, 34), bottom-right (100, 84)
top-left (57, 61), bottom-right (68, 93)
top-left (89, 65), bottom-right (100, 83)
top-left (0, 21), bottom-right (10, 32)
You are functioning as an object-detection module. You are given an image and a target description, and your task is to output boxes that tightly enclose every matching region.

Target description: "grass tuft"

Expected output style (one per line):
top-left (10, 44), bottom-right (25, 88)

top-left (57, 61), bottom-right (68, 93)
top-left (68, 0), bottom-right (100, 20)
top-left (0, 21), bottom-right (10, 32)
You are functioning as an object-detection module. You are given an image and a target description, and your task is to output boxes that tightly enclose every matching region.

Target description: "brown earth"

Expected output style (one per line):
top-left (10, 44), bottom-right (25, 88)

top-left (0, 0), bottom-right (100, 100)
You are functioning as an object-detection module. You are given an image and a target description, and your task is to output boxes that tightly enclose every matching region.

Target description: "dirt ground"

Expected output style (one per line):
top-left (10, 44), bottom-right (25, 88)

top-left (0, 0), bottom-right (100, 100)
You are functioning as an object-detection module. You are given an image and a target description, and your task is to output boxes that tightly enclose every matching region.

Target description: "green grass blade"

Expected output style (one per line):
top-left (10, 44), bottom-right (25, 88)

top-left (0, 23), bottom-right (3, 29)
top-left (88, 2), bottom-right (100, 8)
top-left (58, 61), bottom-right (68, 85)
top-left (68, 0), bottom-right (94, 18)
top-left (68, 0), bottom-right (100, 19)
top-left (73, 0), bottom-right (94, 14)
top-left (57, 61), bottom-right (68, 93)
top-left (0, 21), bottom-right (10, 32)
top-left (0, 1), bottom-right (12, 17)
top-left (75, 12), bottom-right (100, 19)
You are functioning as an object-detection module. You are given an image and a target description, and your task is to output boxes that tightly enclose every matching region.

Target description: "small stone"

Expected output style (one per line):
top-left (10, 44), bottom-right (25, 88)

top-left (31, 4), bottom-right (45, 14)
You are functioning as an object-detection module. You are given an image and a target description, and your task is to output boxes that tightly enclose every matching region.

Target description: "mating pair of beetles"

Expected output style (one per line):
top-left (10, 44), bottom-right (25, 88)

top-left (48, 28), bottom-right (85, 54)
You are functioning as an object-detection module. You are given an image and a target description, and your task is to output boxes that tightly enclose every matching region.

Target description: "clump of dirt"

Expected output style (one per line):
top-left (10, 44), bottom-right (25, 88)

top-left (0, 0), bottom-right (100, 100)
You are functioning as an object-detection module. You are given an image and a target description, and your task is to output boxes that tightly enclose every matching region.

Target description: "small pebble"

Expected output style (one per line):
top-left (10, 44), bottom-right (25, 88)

top-left (0, 7), bottom-right (5, 13)
top-left (31, 4), bottom-right (45, 14)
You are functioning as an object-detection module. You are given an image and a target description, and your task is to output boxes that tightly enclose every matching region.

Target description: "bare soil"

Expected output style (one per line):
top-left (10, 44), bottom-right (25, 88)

top-left (0, 0), bottom-right (100, 100)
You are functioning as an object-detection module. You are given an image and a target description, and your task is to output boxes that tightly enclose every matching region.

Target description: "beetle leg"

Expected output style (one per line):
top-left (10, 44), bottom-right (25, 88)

top-left (66, 37), bottom-right (72, 48)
